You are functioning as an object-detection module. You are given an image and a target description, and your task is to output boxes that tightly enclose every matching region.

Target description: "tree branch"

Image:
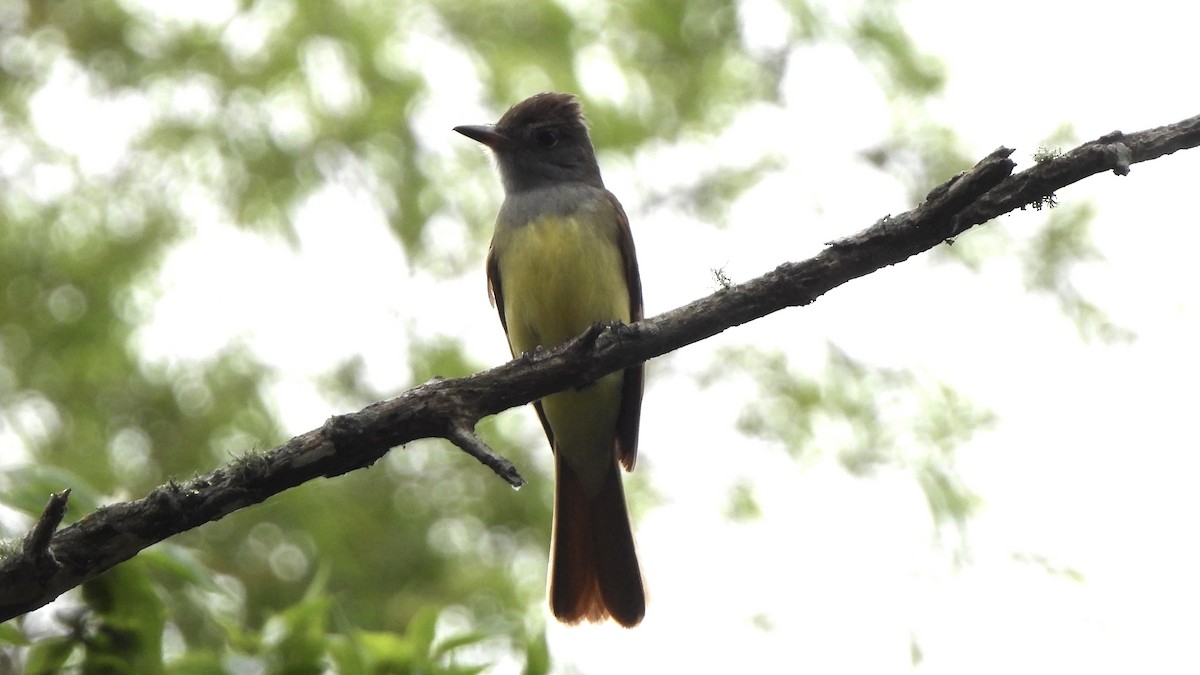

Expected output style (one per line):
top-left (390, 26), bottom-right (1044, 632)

top-left (2, 113), bottom-right (1197, 623)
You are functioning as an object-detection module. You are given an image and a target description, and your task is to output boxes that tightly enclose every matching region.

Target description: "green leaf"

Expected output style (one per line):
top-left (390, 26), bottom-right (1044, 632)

top-left (140, 543), bottom-right (218, 590)
top-left (263, 595), bottom-right (332, 675)
top-left (723, 480), bottom-right (763, 523)
top-left (352, 629), bottom-right (418, 669)
top-left (0, 465), bottom-right (105, 518)
top-left (25, 636), bottom-right (79, 675)
top-left (81, 560), bottom-right (167, 674)
top-left (0, 622), bottom-right (28, 646)
top-left (407, 606), bottom-right (439, 664)
top-left (521, 630), bottom-right (551, 675)
top-left (164, 651), bottom-right (227, 675)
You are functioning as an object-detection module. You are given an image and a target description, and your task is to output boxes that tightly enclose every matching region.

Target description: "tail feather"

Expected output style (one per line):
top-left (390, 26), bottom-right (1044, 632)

top-left (549, 456), bottom-right (645, 627)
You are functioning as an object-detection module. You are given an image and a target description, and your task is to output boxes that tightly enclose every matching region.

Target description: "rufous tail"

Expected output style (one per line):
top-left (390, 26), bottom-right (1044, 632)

top-left (548, 455), bottom-right (645, 627)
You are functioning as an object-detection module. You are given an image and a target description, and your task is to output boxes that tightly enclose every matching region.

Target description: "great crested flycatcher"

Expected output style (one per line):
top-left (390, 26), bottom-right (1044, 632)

top-left (455, 92), bottom-right (646, 627)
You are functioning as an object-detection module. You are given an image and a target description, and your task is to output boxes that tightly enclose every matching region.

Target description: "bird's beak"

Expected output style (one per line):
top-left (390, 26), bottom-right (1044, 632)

top-left (453, 124), bottom-right (513, 150)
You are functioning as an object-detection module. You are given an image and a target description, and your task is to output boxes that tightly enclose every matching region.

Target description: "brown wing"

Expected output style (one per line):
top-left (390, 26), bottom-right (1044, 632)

top-left (487, 241), bottom-right (556, 446)
top-left (608, 191), bottom-right (644, 471)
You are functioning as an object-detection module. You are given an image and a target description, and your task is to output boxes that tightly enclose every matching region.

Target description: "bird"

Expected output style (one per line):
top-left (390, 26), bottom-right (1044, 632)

top-left (454, 92), bottom-right (646, 627)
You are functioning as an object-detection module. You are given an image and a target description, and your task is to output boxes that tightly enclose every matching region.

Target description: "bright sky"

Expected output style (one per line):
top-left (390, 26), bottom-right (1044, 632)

top-left (59, 0), bottom-right (1200, 672)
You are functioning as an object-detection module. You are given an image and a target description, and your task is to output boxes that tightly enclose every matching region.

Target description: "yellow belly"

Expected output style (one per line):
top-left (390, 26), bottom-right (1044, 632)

top-left (497, 214), bottom-right (631, 352)
top-left (493, 213), bottom-right (630, 492)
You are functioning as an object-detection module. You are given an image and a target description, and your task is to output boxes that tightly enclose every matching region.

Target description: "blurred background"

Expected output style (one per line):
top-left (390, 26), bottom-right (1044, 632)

top-left (1, 0), bottom-right (1198, 672)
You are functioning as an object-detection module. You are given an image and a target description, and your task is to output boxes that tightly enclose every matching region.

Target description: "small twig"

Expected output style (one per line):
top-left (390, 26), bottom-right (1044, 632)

top-left (446, 424), bottom-right (526, 488)
top-left (24, 489), bottom-right (71, 567)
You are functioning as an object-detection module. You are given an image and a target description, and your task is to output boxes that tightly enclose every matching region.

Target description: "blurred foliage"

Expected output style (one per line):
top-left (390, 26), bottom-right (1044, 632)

top-left (0, 0), bottom-right (1113, 670)
top-left (704, 345), bottom-right (991, 541)
top-left (852, 0), bottom-right (946, 99)
top-left (723, 478), bottom-right (763, 523)
top-left (1023, 202), bottom-right (1134, 343)
top-left (1011, 551), bottom-right (1085, 583)
top-left (643, 155), bottom-right (787, 226)
top-left (1, 551), bottom-right (499, 673)
top-left (910, 634), bottom-right (924, 666)
top-left (861, 117), bottom-right (976, 204)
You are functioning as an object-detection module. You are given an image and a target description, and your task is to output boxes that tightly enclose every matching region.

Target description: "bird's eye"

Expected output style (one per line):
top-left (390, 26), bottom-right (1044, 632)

top-left (534, 129), bottom-right (559, 148)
